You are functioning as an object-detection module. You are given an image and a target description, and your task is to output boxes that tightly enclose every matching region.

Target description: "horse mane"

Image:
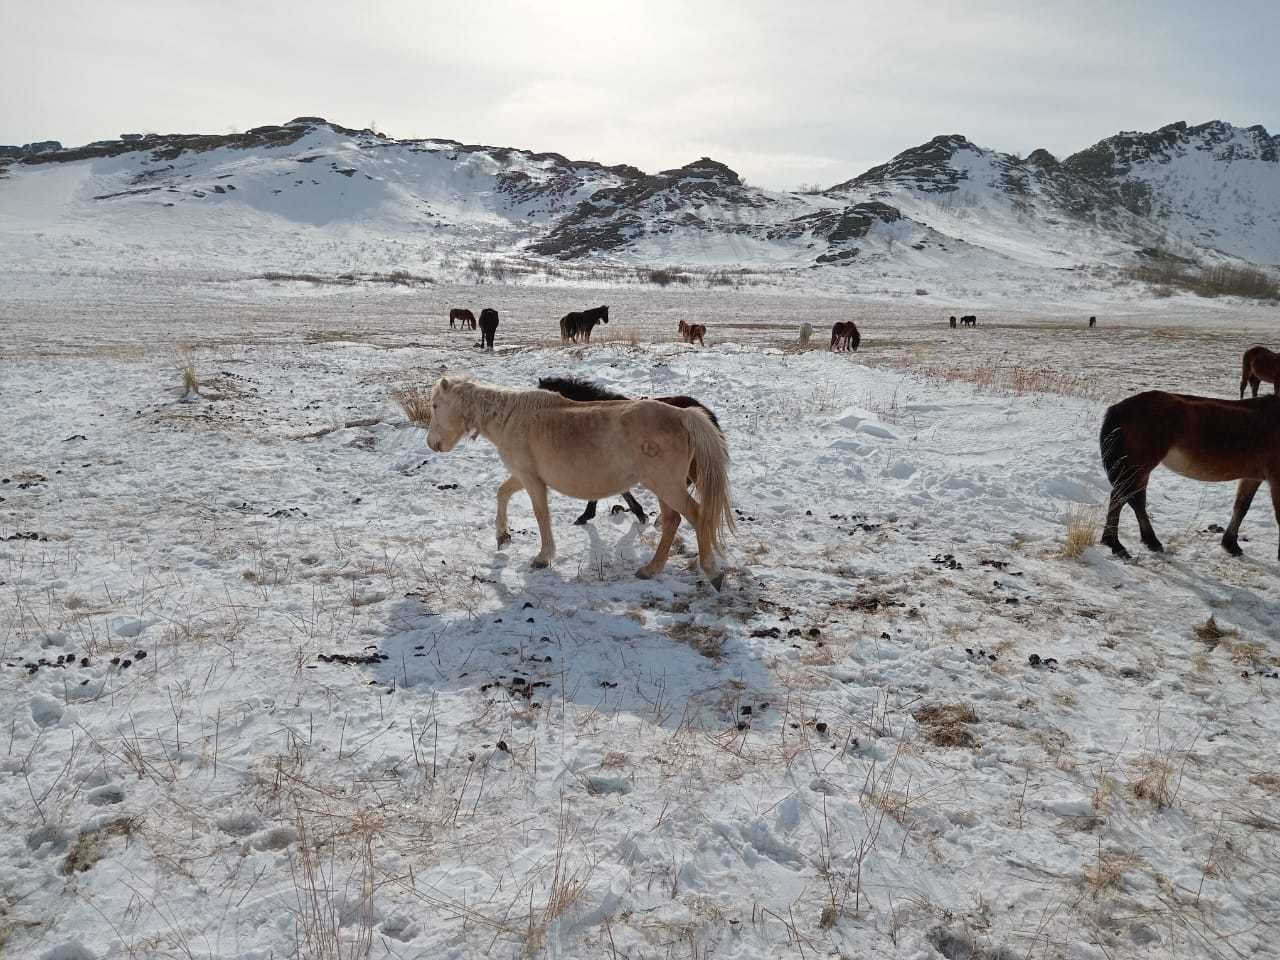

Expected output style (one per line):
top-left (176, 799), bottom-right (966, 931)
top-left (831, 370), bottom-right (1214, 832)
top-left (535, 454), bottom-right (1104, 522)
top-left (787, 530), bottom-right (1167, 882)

top-left (537, 376), bottom-right (630, 402)
top-left (441, 378), bottom-right (566, 431)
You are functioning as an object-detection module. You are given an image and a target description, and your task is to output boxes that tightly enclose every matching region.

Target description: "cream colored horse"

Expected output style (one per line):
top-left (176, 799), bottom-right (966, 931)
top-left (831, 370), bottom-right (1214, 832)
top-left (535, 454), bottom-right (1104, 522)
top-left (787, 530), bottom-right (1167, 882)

top-left (426, 378), bottom-right (735, 588)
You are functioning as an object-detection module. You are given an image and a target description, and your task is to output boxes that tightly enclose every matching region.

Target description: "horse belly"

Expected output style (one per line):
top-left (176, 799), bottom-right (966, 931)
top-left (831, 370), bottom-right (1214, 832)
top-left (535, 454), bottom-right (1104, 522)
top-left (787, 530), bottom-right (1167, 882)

top-left (1161, 447), bottom-right (1242, 482)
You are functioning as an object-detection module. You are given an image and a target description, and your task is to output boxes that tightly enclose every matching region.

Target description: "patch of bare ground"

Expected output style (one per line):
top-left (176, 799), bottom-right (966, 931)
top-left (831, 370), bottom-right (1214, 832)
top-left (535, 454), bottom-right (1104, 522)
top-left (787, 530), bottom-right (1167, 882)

top-left (914, 703), bottom-right (979, 748)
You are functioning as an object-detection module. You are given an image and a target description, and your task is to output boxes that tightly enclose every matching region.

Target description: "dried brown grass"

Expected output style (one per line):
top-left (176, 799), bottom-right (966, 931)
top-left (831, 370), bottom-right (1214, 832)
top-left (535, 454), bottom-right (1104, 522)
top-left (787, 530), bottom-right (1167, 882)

top-left (1061, 504), bottom-right (1102, 559)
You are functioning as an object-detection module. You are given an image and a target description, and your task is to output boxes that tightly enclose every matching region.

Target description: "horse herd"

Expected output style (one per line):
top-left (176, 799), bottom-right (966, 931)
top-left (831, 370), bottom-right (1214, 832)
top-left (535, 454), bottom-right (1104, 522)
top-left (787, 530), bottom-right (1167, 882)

top-left (448, 303), bottom-right (871, 354)
top-left (429, 305), bottom-right (1280, 584)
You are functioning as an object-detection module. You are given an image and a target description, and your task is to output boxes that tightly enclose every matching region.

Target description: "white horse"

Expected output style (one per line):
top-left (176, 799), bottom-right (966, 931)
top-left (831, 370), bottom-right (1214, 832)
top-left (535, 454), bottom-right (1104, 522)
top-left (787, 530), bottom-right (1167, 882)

top-left (425, 378), bottom-right (734, 588)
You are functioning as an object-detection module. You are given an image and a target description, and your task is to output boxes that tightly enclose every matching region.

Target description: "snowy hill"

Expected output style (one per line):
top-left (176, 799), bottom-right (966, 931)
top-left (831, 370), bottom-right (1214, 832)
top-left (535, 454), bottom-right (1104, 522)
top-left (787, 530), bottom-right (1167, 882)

top-left (1063, 120), bottom-right (1280, 264)
top-left (0, 117), bottom-right (641, 277)
top-left (1, 116), bottom-right (1277, 288)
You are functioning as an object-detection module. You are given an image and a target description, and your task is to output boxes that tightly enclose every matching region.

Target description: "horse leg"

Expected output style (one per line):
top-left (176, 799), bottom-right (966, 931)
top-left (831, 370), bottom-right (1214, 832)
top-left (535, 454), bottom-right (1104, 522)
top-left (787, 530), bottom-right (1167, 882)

top-left (495, 476), bottom-right (524, 547)
top-left (1268, 477), bottom-right (1280, 561)
top-left (1101, 484), bottom-right (1131, 558)
top-left (622, 491), bottom-right (647, 524)
top-left (1222, 478), bottom-right (1262, 556)
top-left (636, 503), bottom-right (681, 580)
top-left (524, 478), bottom-right (556, 568)
top-left (1250, 376), bottom-right (1261, 398)
top-left (667, 487), bottom-right (722, 587)
top-left (1129, 486), bottom-right (1163, 553)
top-left (573, 500), bottom-right (598, 525)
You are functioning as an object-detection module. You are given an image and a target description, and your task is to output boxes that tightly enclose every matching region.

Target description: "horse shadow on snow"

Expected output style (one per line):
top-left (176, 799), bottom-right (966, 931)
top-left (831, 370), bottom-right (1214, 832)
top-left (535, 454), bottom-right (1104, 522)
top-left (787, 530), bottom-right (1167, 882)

top-left (364, 540), bottom-right (775, 735)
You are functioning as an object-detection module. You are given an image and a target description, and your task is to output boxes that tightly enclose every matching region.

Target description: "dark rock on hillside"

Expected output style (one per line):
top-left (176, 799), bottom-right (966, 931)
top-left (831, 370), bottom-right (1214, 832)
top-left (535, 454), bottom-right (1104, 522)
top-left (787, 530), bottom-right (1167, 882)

top-left (771, 201), bottom-right (902, 244)
top-left (529, 157), bottom-right (757, 258)
top-left (830, 134), bottom-right (974, 194)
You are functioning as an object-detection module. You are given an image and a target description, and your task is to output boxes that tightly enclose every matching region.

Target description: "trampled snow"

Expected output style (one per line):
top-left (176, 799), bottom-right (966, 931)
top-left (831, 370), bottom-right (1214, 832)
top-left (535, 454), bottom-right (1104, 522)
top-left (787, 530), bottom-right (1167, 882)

top-left (2, 278), bottom-right (1278, 959)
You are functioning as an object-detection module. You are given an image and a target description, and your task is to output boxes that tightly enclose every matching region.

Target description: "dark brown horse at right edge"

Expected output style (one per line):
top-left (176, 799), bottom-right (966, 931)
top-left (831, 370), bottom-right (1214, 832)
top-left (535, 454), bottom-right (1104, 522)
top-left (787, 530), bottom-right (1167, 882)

top-left (1099, 390), bottom-right (1280, 560)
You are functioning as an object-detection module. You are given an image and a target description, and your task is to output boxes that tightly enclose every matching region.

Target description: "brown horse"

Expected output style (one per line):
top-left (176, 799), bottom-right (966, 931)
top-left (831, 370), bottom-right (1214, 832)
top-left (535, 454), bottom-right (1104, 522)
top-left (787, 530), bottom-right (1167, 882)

top-left (449, 308), bottom-right (476, 330)
top-left (830, 321), bottom-right (860, 352)
top-left (1240, 346), bottom-right (1280, 398)
top-left (1099, 390), bottom-right (1280, 559)
top-left (960, 315), bottom-right (977, 327)
top-left (426, 378), bottom-right (734, 588)
top-left (678, 320), bottom-right (706, 346)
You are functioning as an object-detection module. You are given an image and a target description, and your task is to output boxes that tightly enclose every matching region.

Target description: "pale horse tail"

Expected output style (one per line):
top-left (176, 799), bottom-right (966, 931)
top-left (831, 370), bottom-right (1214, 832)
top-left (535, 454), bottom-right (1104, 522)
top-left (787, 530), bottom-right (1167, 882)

top-left (680, 406), bottom-right (735, 559)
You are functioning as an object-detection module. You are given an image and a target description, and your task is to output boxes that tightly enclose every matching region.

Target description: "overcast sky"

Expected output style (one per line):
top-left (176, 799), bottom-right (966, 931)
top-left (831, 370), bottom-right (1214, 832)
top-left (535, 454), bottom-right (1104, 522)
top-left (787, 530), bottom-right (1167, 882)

top-left (3, 0), bottom-right (1277, 189)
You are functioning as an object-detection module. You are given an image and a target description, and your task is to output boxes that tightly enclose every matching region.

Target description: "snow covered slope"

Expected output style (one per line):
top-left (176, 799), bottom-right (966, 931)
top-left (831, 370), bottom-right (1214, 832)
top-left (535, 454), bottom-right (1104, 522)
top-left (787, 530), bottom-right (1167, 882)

top-left (824, 134), bottom-right (1171, 271)
top-left (0, 117), bottom-right (641, 276)
top-left (1063, 120), bottom-right (1280, 264)
top-left (1, 116), bottom-right (1277, 285)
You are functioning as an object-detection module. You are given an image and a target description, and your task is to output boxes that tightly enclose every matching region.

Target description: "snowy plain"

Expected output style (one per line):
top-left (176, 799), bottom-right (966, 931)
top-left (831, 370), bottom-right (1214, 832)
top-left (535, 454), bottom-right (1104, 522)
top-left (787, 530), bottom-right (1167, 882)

top-left (1, 276), bottom-right (1278, 960)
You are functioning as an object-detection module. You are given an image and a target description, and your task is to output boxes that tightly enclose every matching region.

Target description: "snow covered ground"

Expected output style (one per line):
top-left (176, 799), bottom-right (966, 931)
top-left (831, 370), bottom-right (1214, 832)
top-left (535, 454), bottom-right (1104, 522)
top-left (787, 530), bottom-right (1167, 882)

top-left (2, 278), bottom-right (1278, 960)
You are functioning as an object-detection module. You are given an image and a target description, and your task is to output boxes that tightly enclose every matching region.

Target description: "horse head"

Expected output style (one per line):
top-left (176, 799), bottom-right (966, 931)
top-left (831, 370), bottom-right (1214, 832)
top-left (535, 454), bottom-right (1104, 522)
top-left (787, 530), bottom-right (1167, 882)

top-left (427, 377), bottom-right (471, 452)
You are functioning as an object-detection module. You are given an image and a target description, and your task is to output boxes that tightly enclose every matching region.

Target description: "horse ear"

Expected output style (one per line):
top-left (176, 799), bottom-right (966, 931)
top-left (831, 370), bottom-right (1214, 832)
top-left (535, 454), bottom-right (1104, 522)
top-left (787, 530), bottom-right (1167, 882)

top-left (438, 376), bottom-right (451, 392)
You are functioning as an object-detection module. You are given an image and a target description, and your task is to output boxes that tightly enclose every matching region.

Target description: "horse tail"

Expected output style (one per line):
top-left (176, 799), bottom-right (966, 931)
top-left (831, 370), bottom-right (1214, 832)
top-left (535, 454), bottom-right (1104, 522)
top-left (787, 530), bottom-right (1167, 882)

top-left (1098, 399), bottom-right (1138, 496)
top-left (1241, 349), bottom-right (1253, 399)
top-left (682, 407), bottom-right (735, 558)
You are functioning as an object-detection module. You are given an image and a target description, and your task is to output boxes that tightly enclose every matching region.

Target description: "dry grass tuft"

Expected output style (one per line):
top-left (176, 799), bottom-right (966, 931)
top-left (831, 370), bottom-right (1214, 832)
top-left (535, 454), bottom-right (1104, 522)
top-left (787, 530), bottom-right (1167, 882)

top-left (392, 385), bottom-right (432, 425)
top-left (61, 817), bottom-right (141, 875)
top-left (176, 349), bottom-right (200, 398)
top-left (1229, 640), bottom-right (1266, 666)
top-left (1129, 754), bottom-right (1182, 809)
top-left (913, 363), bottom-right (1105, 400)
top-left (1082, 847), bottom-right (1142, 898)
top-left (914, 703), bottom-right (979, 749)
top-left (1193, 614), bottom-right (1236, 649)
top-left (1061, 504), bottom-right (1101, 559)
top-left (665, 621), bottom-right (726, 660)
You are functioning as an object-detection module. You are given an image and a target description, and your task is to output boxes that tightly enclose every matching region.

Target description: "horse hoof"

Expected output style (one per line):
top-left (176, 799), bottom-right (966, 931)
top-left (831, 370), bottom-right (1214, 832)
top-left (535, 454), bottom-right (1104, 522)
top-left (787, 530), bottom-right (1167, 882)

top-left (1222, 539), bottom-right (1243, 557)
top-left (529, 557), bottom-right (550, 569)
top-left (497, 532), bottom-right (511, 547)
top-left (1103, 539), bottom-right (1130, 559)
top-left (573, 517), bottom-right (589, 526)
top-left (635, 567), bottom-right (655, 580)
top-left (1144, 540), bottom-right (1165, 554)
top-left (710, 573), bottom-right (725, 592)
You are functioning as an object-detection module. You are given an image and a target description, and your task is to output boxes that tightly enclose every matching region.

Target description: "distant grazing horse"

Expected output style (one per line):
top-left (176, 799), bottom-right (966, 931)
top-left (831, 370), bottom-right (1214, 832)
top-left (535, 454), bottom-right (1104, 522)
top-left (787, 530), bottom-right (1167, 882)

top-left (537, 376), bottom-right (723, 525)
top-left (678, 320), bottom-right (707, 346)
top-left (830, 321), bottom-right (860, 352)
top-left (1088, 316), bottom-right (1097, 328)
top-left (449, 308), bottom-right (476, 330)
top-left (949, 316), bottom-right (958, 329)
top-left (960, 315), bottom-right (977, 327)
top-left (478, 308), bottom-right (499, 351)
top-left (1099, 390), bottom-right (1280, 560)
top-left (799, 322), bottom-right (814, 346)
top-left (560, 305), bottom-right (610, 343)
top-left (426, 378), bottom-right (734, 588)
top-left (1240, 346), bottom-right (1280, 398)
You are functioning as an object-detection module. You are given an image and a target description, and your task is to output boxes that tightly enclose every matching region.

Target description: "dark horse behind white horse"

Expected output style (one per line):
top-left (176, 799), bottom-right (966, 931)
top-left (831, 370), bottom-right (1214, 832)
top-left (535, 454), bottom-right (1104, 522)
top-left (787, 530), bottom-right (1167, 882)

top-left (426, 377), bottom-right (733, 588)
top-left (560, 305), bottom-right (609, 343)
top-left (537, 376), bottom-right (722, 525)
